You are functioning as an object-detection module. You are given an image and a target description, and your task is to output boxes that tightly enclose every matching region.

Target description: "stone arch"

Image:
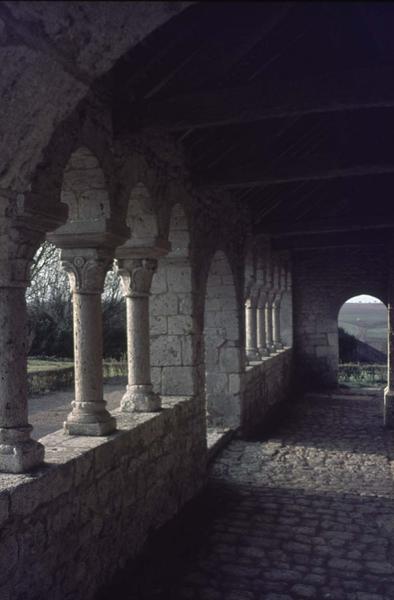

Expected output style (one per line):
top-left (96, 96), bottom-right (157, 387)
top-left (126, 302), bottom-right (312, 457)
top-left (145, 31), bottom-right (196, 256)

top-left (60, 145), bottom-right (110, 230)
top-left (337, 294), bottom-right (387, 369)
top-left (150, 202), bottom-right (195, 396)
top-left (204, 250), bottom-right (242, 428)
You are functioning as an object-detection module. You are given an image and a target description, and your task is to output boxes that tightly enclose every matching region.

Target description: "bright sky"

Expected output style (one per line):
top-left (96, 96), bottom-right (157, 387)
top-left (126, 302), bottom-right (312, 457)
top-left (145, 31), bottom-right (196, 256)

top-left (346, 294), bottom-right (382, 303)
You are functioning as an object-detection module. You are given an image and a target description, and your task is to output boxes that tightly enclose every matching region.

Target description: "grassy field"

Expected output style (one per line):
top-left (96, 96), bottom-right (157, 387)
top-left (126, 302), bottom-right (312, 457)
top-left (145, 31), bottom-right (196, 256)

top-left (28, 359), bottom-right (74, 373)
top-left (339, 302), bottom-right (387, 354)
top-left (338, 363), bottom-right (386, 385)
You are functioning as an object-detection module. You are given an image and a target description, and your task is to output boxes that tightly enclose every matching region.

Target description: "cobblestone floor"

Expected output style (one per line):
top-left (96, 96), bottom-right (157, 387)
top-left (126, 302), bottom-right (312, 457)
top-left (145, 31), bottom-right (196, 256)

top-left (97, 387), bottom-right (394, 600)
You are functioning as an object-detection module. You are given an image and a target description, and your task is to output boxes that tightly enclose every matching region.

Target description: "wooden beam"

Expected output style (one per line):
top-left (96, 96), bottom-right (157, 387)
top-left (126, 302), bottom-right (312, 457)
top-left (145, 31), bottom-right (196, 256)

top-left (256, 216), bottom-right (394, 237)
top-left (156, 2), bottom-right (293, 96)
top-left (142, 66), bottom-right (394, 131)
top-left (197, 163), bottom-right (394, 190)
top-left (272, 229), bottom-right (390, 251)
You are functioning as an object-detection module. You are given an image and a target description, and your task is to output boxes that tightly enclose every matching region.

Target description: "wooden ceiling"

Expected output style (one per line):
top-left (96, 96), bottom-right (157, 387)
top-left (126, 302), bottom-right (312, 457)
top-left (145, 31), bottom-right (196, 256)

top-left (108, 1), bottom-right (394, 244)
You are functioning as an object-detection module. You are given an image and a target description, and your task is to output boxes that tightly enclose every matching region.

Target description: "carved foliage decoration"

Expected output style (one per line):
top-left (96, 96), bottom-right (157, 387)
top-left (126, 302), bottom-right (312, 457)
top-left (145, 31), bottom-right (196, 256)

top-left (115, 258), bottom-right (157, 297)
top-left (61, 255), bottom-right (110, 293)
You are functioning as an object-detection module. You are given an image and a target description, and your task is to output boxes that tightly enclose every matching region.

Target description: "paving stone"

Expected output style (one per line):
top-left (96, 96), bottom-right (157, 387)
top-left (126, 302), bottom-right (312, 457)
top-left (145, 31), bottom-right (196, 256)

top-left (97, 387), bottom-right (394, 600)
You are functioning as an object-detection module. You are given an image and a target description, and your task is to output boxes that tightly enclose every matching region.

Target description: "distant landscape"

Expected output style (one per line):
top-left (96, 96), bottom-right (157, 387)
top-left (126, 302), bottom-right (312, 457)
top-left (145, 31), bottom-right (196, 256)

top-left (339, 302), bottom-right (387, 355)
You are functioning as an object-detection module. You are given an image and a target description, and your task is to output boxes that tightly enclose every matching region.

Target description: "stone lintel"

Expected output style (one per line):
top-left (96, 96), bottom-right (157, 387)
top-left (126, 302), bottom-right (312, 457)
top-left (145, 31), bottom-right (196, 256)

top-left (48, 225), bottom-right (128, 251)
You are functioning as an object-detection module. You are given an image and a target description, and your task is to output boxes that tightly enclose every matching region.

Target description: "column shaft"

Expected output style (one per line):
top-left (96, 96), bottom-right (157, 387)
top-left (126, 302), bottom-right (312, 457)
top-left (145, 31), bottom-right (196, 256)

top-left (0, 286), bottom-right (44, 472)
top-left (126, 295), bottom-right (151, 385)
top-left (245, 301), bottom-right (260, 362)
top-left (265, 299), bottom-right (274, 351)
top-left (257, 303), bottom-right (269, 356)
top-left (384, 301), bottom-right (394, 427)
top-left (272, 297), bottom-right (283, 350)
top-left (62, 252), bottom-right (116, 436)
top-left (117, 258), bottom-right (160, 412)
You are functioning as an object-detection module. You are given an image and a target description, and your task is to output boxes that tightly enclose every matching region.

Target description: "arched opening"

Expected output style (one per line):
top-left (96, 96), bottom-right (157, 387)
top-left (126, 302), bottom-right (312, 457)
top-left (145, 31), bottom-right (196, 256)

top-left (26, 145), bottom-right (123, 440)
top-left (204, 250), bottom-right (241, 428)
top-left (338, 294), bottom-right (387, 387)
top-left (150, 203), bottom-right (195, 396)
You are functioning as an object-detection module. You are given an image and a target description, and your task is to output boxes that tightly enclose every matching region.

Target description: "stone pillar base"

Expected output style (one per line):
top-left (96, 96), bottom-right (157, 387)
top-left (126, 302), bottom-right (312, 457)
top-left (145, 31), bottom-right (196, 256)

top-left (274, 342), bottom-right (284, 350)
top-left (121, 384), bottom-right (161, 412)
top-left (0, 426), bottom-right (44, 473)
top-left (246, 349), bottom-right (261, 363)
top-left (384, 388), bottom-right (394, 428)
top-left (258, 347), bottom-right (270, 357)
top-left (64, 401), bottom-right (116, 436)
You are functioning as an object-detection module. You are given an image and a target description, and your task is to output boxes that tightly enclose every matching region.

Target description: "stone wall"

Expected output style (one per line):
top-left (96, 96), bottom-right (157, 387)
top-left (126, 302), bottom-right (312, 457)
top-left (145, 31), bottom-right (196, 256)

top-left (204, 250), bottom-right (242, 428)
top-left (293, 246), bottom-right (388, 389)
top-left (0, 396), bottom-right (206, 600)
top-left (150, 204), bottom-right (195, 396)
top-left (241, 349), bottom-right (294, 438)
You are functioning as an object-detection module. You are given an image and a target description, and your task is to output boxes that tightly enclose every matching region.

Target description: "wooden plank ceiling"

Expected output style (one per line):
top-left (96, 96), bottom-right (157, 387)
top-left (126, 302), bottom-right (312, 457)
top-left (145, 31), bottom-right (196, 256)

top-left (109, 1), bottom-right (394, 244)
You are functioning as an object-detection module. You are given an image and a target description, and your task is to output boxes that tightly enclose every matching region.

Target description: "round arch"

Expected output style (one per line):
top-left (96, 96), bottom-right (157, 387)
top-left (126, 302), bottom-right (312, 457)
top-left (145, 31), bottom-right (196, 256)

top-left (338, 294), bottom-right (387, 369)
top-left (204, 250), bottom-right (242, 428)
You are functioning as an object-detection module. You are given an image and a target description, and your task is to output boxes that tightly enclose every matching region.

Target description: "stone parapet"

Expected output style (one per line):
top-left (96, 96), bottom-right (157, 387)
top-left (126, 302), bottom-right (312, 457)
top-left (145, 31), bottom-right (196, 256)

top-left (0, 396), bottom-right (207, 600)
top-left (241, 348), bottom-right (294, 438)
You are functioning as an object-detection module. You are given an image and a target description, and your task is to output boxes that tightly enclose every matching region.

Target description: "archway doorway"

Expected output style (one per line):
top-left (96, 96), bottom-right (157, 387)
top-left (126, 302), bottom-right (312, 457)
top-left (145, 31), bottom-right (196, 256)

top-left (338, 294), bottom-right (387, 387)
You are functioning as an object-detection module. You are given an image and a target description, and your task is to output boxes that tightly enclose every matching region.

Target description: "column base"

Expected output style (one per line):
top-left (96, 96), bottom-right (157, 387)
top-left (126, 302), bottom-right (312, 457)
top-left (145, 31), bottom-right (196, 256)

top-left (384, 388), bottom-right (394, 428)
top-left (258, 347), bottom-right (270, 357)
top-left (273, 342), bottom-right (284, 350)
top-left (64, 401), bottom-right (116, 436)
top-left (246, 349), bottom-right (261, 363)
top-left (121, 384), bottom-right (161, 412)
top-left (0, 426), bottom-right (44, 473)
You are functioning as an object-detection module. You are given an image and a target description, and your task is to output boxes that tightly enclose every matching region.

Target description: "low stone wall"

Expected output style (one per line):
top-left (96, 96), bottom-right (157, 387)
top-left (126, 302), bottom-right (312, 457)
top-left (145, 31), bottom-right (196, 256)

top-left (241, 348), bottom-right (293, 437)
top-left (27, 366), bottom-right (74, 395)
top-left (27, 362), bottom-right (128, 395)
top-left (0, 396), bottom-right (206, 600)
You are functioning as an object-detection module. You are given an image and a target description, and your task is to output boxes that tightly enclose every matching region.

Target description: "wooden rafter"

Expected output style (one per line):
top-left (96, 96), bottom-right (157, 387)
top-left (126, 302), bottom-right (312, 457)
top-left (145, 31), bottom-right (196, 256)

top-left (197, 163), bottom-right (394, 190)
top-left (142, 66), bottom-right (394, 131)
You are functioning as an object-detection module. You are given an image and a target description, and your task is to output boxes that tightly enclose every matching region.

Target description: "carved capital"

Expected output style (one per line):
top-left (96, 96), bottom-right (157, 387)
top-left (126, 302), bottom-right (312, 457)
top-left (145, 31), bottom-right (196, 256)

top-left (265, 291), bottom-right (275, 308)
top-left (115, 258), bottom-right (157, 297)
top-left (273, 290), bottom-right (283, 306)
top-left (61, 251), bottom-right (112, 294)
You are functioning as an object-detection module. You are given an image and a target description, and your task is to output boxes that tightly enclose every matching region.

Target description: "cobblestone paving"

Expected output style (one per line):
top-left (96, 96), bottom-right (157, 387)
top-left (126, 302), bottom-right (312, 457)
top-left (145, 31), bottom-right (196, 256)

top-left (98, 388), bottom-right (394, 600)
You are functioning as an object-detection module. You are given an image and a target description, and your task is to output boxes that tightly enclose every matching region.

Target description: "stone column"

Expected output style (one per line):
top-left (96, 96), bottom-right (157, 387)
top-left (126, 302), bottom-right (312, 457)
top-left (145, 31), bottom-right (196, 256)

top-left (257, 289), bottom-right (269, 357)
top-left (0, 258), bottom-right (45, 472)
top-left (272, 293), bottom-right (283, 350)
top-left (384, 289), bottom-right (394, 427)
top-left (245, 295), bottom-right (260, 363)
top-left (265, 293), bottom-right (275, 353)
top-left (61, 250), bottom-right (116, 435)
top-left (115, 258), bottom-right (160, 412)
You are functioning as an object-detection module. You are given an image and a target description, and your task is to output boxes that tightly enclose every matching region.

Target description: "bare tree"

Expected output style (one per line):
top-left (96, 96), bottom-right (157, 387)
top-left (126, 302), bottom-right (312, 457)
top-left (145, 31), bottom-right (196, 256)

top-left (26, 242), bottom-right (125, 357)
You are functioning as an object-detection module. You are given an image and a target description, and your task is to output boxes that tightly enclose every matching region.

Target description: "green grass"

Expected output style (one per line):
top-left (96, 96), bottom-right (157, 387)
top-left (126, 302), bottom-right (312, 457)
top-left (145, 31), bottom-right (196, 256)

top-left (338, 363), bottom-right (386, 385)
top-left (28, 359), bottom-right (73, 373)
